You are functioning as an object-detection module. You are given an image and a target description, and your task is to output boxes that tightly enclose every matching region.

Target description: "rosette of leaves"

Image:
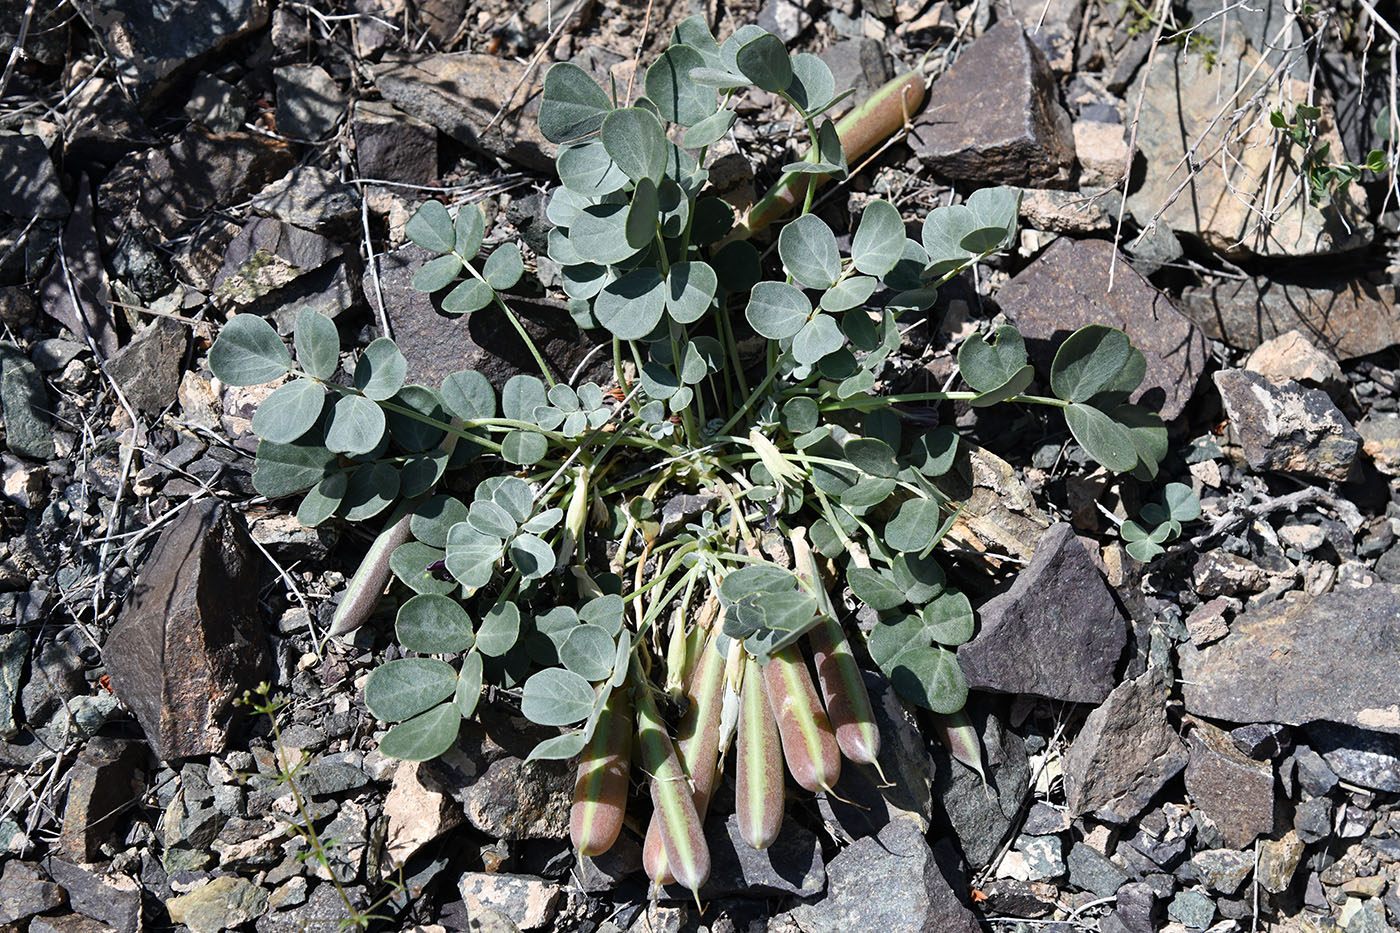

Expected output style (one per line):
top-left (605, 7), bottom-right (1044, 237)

top-left (1120, 482), bottom-right (1201, 561)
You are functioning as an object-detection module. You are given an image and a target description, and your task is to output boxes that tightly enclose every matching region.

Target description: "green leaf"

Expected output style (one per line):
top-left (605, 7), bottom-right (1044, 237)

top-left (867, 612), bottom-right (927, 670)
top-left (209, 315), bottom-right (292, 386)
top-left (468, 499), bottom-right (518, 538)
top-left (782, 396), bottom-right (819, 433)
top-left (501, 375), bottom-right (548, 422)
top-left (601, 108), bottom-right (669, 183)
top-left (845, 437), bottom-right (898, 477)
top-left (441, 370), bottom-right (495, 421)
top-left (539, 62), bottom-right (612, 143)
top-left (365, 657), bottom-right (458, 721)
top-left (851, 199), bottom-right (905, 277)
top-left (921, 590), bottom-right (973, 645)
top-left (406, 201), bottom-right (456, 253)
top-left (891, 552), bottom-right (945, 604)
top-left (889, 645), bottom-right (967, 713)
top-left (641, 362), bottom-right (681, 400)
top-left (526, 730), bottom-right (590, 762)
top-left (390, 541), bottom-right (454, 595)
top-left (1163, 482), bottom-right (1200, 522)
top-left (1064, 403), bottom-right (1138, 472)
top-left (341, 462), bottom-right (399, 521)
top-left (672, 13), bottom-right (721, 59)
top-left (791, 313), bottom-right (844, 365)
top-left (820, 276), bottom-right (878, 312)
top-left (786, 52), bottom-right (834, 114)
top-left (397, 594), bottom-right (474, 654)
top-left (778, 213), bottom-right (841, 289)
top-left (570, 204), bottom-right (640, 266)
top-left (580, 594), bottom-right (625, 637)
top-left (489, 478), bottom-right (532, 526)
top-left (746, 281), bottom-right (811, 339)
top-left (958, 326), bottom-right (1029, 395)
top-left (521, 668), bottom-right (595, 725)
top-left (294, 308), bottom-right (340, 380)
top-left (509, 533), bottom-right (556, 580)
top-left (557, 139), bottom-right (630, 197)
top-left (594, 268), bottom-right (666, 340)
top-left (441, 277), bottom-right (494, 315)
top-left (1116, 404), bottom-right (1167, 479)
top-left (475, 602), bottom-right (520, 656)
top-left (456, 651), bottom-right (484, 717)
top-left (959, 186), bottom-right (1020, 252)
top-left (455, 204), bottom-right (486, 260)
top-left (848, 567), bottom-right (906, 611)
top-left (714, 240), bottom-right (761, 292)
top-left (647, 44), bottom-right (715, 126)
top-left (814, 119), bottom-right (847, 178)
top-left (502, 431), bottom-right (547, 465)
top-left (1050, 324), bottom-right (1135, 403)
top-left (355, 337), bottom-right (408, 401)
top-left (626, 177), bottom-right (660, 249)
top-left (908, 426), bottom-right (958, 476)
top-left (665, 261), bottom-right (717, 324)
top-left (252, 379), bottom-right (325, 444)
top-left (1125, 538), bottom-right (1165, 562)
top-left (444, 523), bottom-right (501, 589)
top-left (387, 384), bottom-right (448, 452)
top-left (296, 472), bottom-right (347, 527)
top-left (682, 107), bottom-right (737, 147)
top-left (252, 437), bottom-right (337, 498)
top-left (735, 32), bottom-right (792, 93)
top-left (324, 394), bottom-right (386, 455)
top-left (885, 497), bottom-right (942, 552)
top-left (559, 624), bottom-right (616, 681)
top-left (380, 703), bottom-right (460, 761)
top-left (484, 243), bottom-right (524, 290)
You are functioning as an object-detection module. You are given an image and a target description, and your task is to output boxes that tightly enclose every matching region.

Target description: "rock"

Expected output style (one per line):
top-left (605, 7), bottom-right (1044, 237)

top-left (1007, 0), bottom-right (1081, 72)
top-left (185, 73), bottom-right (249, 134)
top-left (368, 244), bottom-right (608, 391)
top-left (110, 230), bottom-right (175, 302)
top-left (0, 342), bottom-right (55, 459)
top-left (1191, 849), bottom-right (1254, 895)
top-left (212, 217), bottom-right (356, 328)
top-left (103, 499), bottom-right (272, 761)
top-left (1112, 881), bottom-right (1159, 933)
top-left (1339, 898), bottom-right (1390, 933)
top-left (931, 707), bottom-right (1029, 870)
top-left (1016, 187), bottom-right (1120, 233)
top-left (43, 860), bottom-right (141, 933)
top-left (1245, 330), bottom-right (1347, 397)
top-left (1257, 831), bottom-right (1305, 893)
top-left (695, 812), bottom-right (824, 898)
top-left (274, 65), bottom-right (345, 141)
top-left (374, 54), bottom-right (553, 171)
top-left (1228, 723), bottom-right (1291, 760)
top-left (166, 876), bottom-right (269, 933)
top-left (996, 237), bottom-right (1207, 421)
top-left (1014, 835), bottom-right (1065, 881)
top-left (1127, 29), bottom-right (1369, 257)
top-left (1191, 550), bottom-right (1275, 598)
top-left (757, 0), bottom-right (811, 42)
top-left (1183, 718), bottom-right (1276, 848)
top-left (1214, 369), bottom-right (1361, 481)
top-left (0, 133), bottom-right (70, 218)
top-left (79, 0), bottom-right (269, 99)
top-left (1292, 745), bottom-right (1340, 796)
top-left (1072, 120), bottom-right (1128, 185)
top-left (1357, 413), bottom-right (1400, 476)
top-left (2, 453), bottom-right (45, 509)
top-left (58, 737), bottom-right (146, 862)
top-left (0, 628), bottom-right (26, 738)
top-left (935, 443), bottom-right (1053, 564)
top-left (252, 165), bottom-right (359, 235)
top-left (958, 523), bottom-right (1127, 704)
top-left (457, 873), bottom-right (559, 930)
top-left (1179, 586), bottom-right (1400, 734)
top-left (817, 39), bottom-right (890, 119)
top-left (908, 23), bottom-right (1075, 186)
top-left (1305, 723), bottom-right (1400, 793)
top-left (29, 914), bottom-right (117, 933)
top-left (351, 101), bottom-right (439, 186)
top-left (1293, 796), bottom-right (1333, 844)
top-left (105, 317), bottom-right (187, 414)
top-left (1183, 598), bottom-right (1232, 646)
top-left (789, 819), bottom-right (980, 933)
top-left (1166, 889), bottom-right (1215, 930)
top-left (254, 883), bottom-right (368, 933)
top-left (384, 761), bottom-right (463, 869)
top-left (0, 861), bottom-right (65, 924)
top-left (1065, 842), bottom-right (1128, 898)
top-left (1062, 668), bottom-right (1188, 824)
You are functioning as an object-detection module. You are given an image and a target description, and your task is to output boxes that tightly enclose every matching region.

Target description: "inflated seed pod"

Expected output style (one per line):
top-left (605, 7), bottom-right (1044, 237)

top-left (808, 618), bottom-right (881, 767)
top-left (763, 644), bottom-right (842, 794)
top-left (932, 710), bottom-right (987, 788)
top-left (570, 683), bottom-right (633, 857)
top-left (328, 507), bottom-right (414, 637)
top-left (633, 670), bottom-right (710, 896)
top-left (737, 654), bottom-right (784, 849)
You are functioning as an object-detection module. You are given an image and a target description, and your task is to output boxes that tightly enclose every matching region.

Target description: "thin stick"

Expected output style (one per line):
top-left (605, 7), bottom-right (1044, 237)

top-left (0, 0), bottom-right (36, 102)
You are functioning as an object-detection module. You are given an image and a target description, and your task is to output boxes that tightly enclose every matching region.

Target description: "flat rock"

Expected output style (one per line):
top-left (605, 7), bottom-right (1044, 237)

top-left (0, 629), bottom-right (26, 738)
top-left (1183, 718), bottom-right (1276, 848)
top-left (213, 217), bottom-right (355, 329)
top-left (1063, 668), bottom-right (1188, 824)
top-left (1213, 369), bottom-right (1360, 482)
top-left (43, 860), bottom-right (141, 933)
top-left (0, 861), bottom-right (65, 924)
top-left (1305, 723), bottom-right (1400, 793)
top-left (103, 499), bottom-right (272, 761)
top-left (58, 737), bottom-right (147, 862)
top-left (384, 761), bottom-right (463, 869)
top-left (185, 73), bottom-right (249, 134)
top-left (1244, 330), bottom-right (1346, 397)
top-left (1015, 187), bottom-right (1121, 233)
top-left (996, 237), bottom-right (1207, 421)
top-left (0, 342), bottom-right (55, 460)
top-left (106, 317), bottom-right (186, 414)
top-left (1357, 412), bottom-right (1400, 476)
top-left (457, 873), bottom-right (559, 930)
top-left (958, 523), bottom-right (1127, 704)
top-left (1065, 842), bottom-right (1127, 898)
top-left (0, 133), bottom-right (70, 218)
top-left (374, 54), bottom-right (552, 171)
top-left (166, 876), bottom-right (269, 933)
top-left (1191, 849), bottom-right (1254, 895)
top-left (351, 100), bottom-right (439, 185)
top-left (934, 443), bottom-right (1052, 565)
top-left (908, 23), bottom-right (1075, 186)
top-left (254, 883), bottom-right (368, 933)
top-left (1180, 275), bottom-right (1400, 359)
top-left (1257, 831), bottom-right (1305, 893)
top-left (1127, 28), bottom-right (1370, 257)
top-left (29, 914), bottom-right (117, 933)
top-left (274, 65), bottom-right (345, 140)
top-left (251, 165), bottom-right (359, 235)
top-left (789, 819), bottom-right (980, 933)
top-left (693, 812), bottom-right (824, 898)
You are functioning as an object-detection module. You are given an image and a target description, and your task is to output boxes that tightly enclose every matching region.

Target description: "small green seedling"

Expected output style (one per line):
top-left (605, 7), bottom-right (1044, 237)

top-left (1120, 482), bottom-right (1201, 561)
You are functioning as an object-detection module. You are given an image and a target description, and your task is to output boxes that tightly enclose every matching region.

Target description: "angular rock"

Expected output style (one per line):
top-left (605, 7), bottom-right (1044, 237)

top-left (0, 861), bottom-right (65, 924)
top-left (1014, 835), bottom-right (1065, 881)
top-left (1179, 585), bottom-right (1400, 734)
top-left (0, 628), bottom-right (26, 738)
top-left (958, 523), bottom-right (1127, 704)
top-left (789, 819), bottom-right (980, 933)
top-left (374, 54), bottom-right (553, 171)
top-left (1228, 722), bottom-right (1291, 760)
top-left (43, 860), bottom-right (141, 933)
top-left (103, 499), bottom-right (272, 761)
top-left (212, 217), bottom-right (355, 328)
top-left (110, 230), bottom-right (175, 302)
top-left (274, 65), bottom-right (345, 140)
top-left (931, 707), bottom-right (1029, 869)
top-left (1073, 120), bottom-right (1128, 186)
top-left (1065, 842), bottom-right (1128, 898)
top-left (1305, 723), bottom-right (1400, 793)
top-left (757, 0), bottom-right (810, 42)
top-left (1063, 668), bottom-right (1188, 824)
top-left (106, 317), bottom-right (186, 414)
top-left (351, 100), bottom-right (439, 186)
top-left (1016, 187), bottom-right (1121, 233)
top-left (1293, 796), bottom-right (1333, 844)
top-left (1112, 881), bottom-right (1159, 933)
top-left (1166, 889), bottom-right (1215, 930)
top-left (254, 883), bottom-right (368, 933)
top-left (384, 761), bottom-right (463, 869)
top-left (1183, 718), bottom-right (1276, 848)
top-left (457, 873), bottom-right (559, 930)
top-left (1180, 275), bottom-right (1400, 359)
top-left (1357, 413), bottom-right (1400, 477)
top-left (1, 342), bottom-right (55, 460)
top-left (29, 914), bottom-right (116, 933)
top-left (1257, 830), bottom-right (1305, 893)
top-left (908, 23), bottom-right (1075, 185)
top-left (1191, 849), bottom-right (1253, 895)
top-left (58, 737), bottom-right (147, 862)
top-left (0, 133), bottom-right (70, 218)
top-left (185, 73), bottom-right (249, 134)
top-left (694, 812), bottom-right (824, 898)
top-left (1214, 369), bottom-right (1360, 481)
top-left (935, 443), bottom-right (1053, 564)
top-left (1244, 330), bottom-right (1346, 397)
top-left (996, 237), bottom-right (1207, 421)
top-left (251, 165), bottom-right (359, 235)
top-left (167, 876), bottom-right (269, 933)
top-left (817, 39), bottom-right (890, 118)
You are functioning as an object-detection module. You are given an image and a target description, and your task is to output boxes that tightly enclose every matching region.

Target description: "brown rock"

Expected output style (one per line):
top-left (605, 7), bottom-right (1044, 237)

top-left (212, 218), bottom-right (357, 330)
top-left (1213, 369), bottom-right (1360, 481)
top-left (106, 317), bottom-right (187, 414)
top-left (58, 737), bottom-right (147, 862)
top-left (384, 761), bottom-right (464, 869)
top-left (103, 499), bottom-right (271, 761)
top-left (996, 237), bottom-right (1208, 421)
top-left (1072, 120), bottom-right (1128, 186)
top-left (1180, 275), bottom-right (1399, 359)
top-left (1244, 329), bottom-right (1346, 395)
top-left (351, 100), bottom-right (439, 186)
top-left (1016, 188), bottom-right (1120, 233)
top-left (1183, 717), bottom-right (1277, 848)
top-left (908, 23), bottom-right (1075, 186)
top-left (0, 861), bottom-right (65, 925)
top-left (1357, 412), bottom-right (1400, 477)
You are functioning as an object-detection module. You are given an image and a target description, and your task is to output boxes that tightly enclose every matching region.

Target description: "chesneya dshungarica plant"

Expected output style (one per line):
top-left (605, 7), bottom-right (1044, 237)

top-left (208, 17), bottom-right (1171, 900)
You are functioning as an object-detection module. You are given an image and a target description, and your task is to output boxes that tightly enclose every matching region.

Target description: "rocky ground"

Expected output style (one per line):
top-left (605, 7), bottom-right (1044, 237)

top-left (2, 0), bottom-right (1400, 931)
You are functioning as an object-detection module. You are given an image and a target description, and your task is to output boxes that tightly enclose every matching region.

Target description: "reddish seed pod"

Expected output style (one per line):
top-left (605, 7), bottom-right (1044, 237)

top-left (737, 654), bottom-right (784, 849)
top-left (570, 683), bottom-right (633, 857)
top-left (763, 644), bottom-right (841, 794)
top-left (633, 670), bottom-right (710, 896)
top-left (808, 618), bottom-right (881, 767)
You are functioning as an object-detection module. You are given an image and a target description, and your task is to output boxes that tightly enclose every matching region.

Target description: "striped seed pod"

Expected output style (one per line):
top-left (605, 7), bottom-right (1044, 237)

top-left (736, 653), bottom-right (784, 849)
top-left (570, 682), bottom-right (633, 857)
top-left (763, 644), bottom-right (842, 794)
top-left (808, 617), bottom-right (881, 767)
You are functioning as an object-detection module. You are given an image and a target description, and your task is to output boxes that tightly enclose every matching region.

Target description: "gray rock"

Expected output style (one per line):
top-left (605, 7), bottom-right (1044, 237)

top-left (1021, 802), bottom-right (1070, 835)
top-left (1062, 668), bottom-right (1188, 824)
top-left (1065, 842), bottom-right (1127, 898)
top-left (1228, 722), bottom-right (1291, 759)
top-left (0, 133), bottom-right (69, 218)
top-left (212, 217), bottom-right (356, 329)
top-left (789, 819), bottom-right (980, 933)
top-left (1256, 830), bottom-right (1304, 893)
top-left (1015, 834), bottom-right (1065, 881)
top-left (692, 812), bottom-right (824, 898)
top-left (757, 0), bottom-right (811, 42)
top-left (1112, 881), bottom-right (1158, 933)
top-left (29, 914), bottom-right (117, 933)
top-left (1213, 369), bottom-right (1360, 481)
top-left (274, 65), bottom-right (345, 140)
top-left (958, 523), bottom-right (1127, 704)
top-left (817, 39), bottom-right (890, 119)
top-left (167, 876), bottom-right (269, 933)
top-left (103, 499), bottom-right (272, 761)
top-left (1015, 187), bottom-right (1122, 234)
top-left (1179, 586), bottom-right (1400, 735)
top-left (1306, 723), bottom-right (1400, 792)
top-left (458, 873), bottom-right (559, 930)
top-left (909, 23), bottom-right (1075, 186)
top-left (1341, 898), bottom-right (1391, 933)
top-left (1183, 718), bottom-right (1276, 848)
top-left (255, 883), bottom-right (368, 933)
top-left (251, 165), bottom-right (359, 235)
top-left (0, 342), bottom-right (55, 459)
top-left (58, 737), bottom-right (146, 862)
top-left (106, 317), bottom-right (186, 414)
top-left (931, 708), bottom-right (1029, 870)
top-left (109, 230), bottom-right (175, 301)
top-left (1121, 806), bottom-right (1194, 872)
top-left (185, 73), bottom-right (249, 134)
top-left (0, 861), bottom-right (65, 924)
top-left (0, 628), bottom-right (27, 738)
top-left (424, 718), bottom-right (572, 840)
top-left (351, 101), bottom-right (439, 185)
top-left (42, 860), bottom-right (141, 933)
top-left (1124, 221), bottom-right (1183, 277)
top-left (297, 760), bottom-right (369, 797)
top-left (1190, 849), bottom-right (1253, 895)
top-left (1166, 890), bottom-right (1215, 930)
top-left (1294, 795), bottom-right (1333, 844)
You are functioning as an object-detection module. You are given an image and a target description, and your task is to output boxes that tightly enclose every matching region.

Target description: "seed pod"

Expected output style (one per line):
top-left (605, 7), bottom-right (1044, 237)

top-left (633, 669), bottom-right (710, 896)
top-left (763, 644), bottom-right (841, 794)
top-left (570, 683), bottom-right (633, 857)
top-left (808, 618), bottom-right (881, 767)
top-left (328, 507), bottom-right (414, 637)
top-left (737, 653), bottom-right (784, 849)
top-left (933, 710), bottom-right (987, 789)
